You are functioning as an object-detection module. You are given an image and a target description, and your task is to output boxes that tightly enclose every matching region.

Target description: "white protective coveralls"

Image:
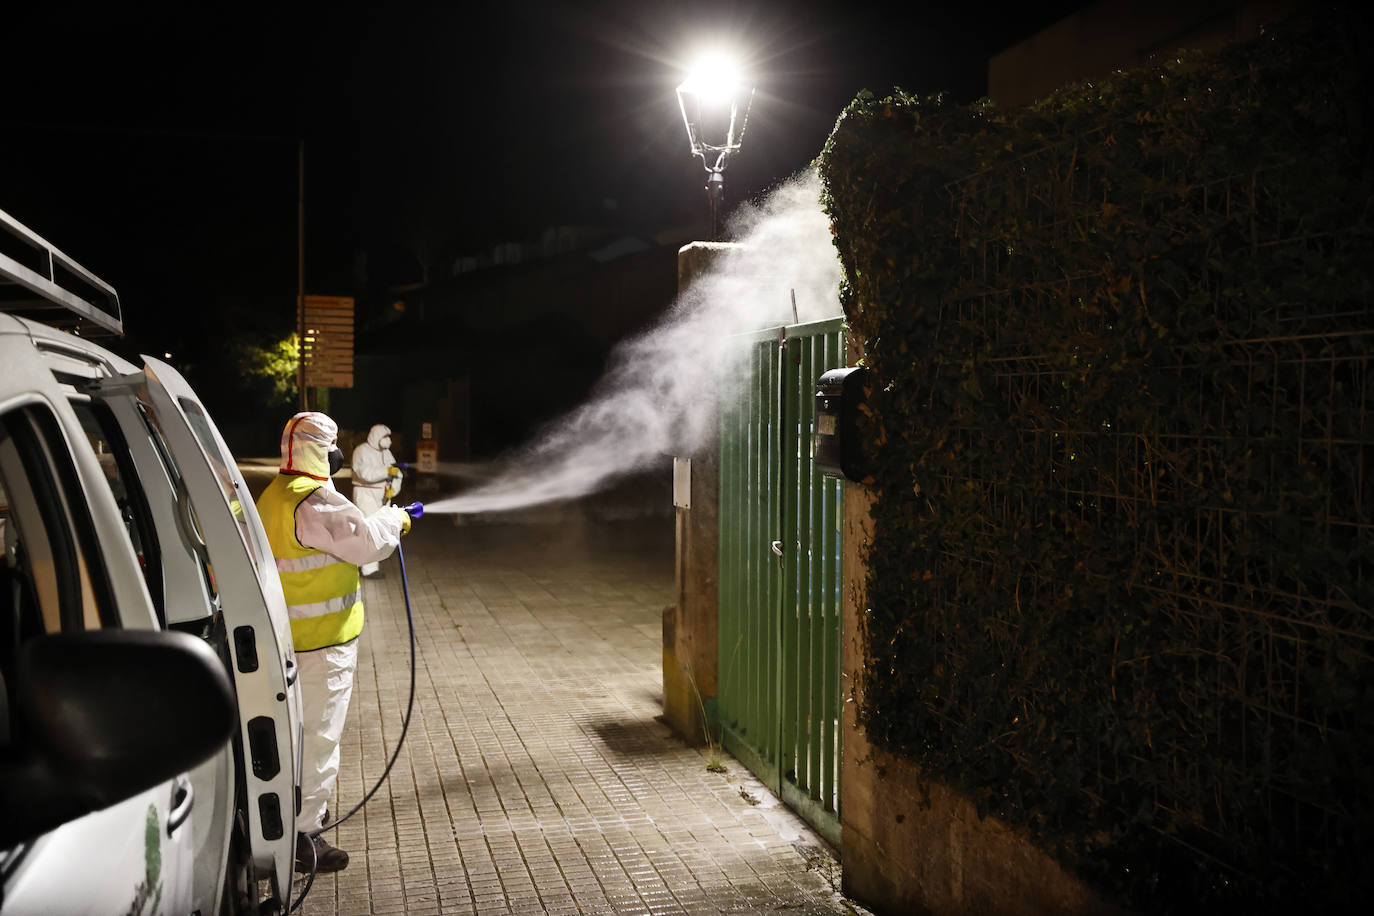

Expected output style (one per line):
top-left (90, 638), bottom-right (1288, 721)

top-left (260, 412), bottom-right (409, 835)
top-left (351, 423), bottom-right (403, 577)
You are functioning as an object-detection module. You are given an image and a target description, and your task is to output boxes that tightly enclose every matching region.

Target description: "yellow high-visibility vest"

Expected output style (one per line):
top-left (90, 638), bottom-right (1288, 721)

top-left (257, 473), bottom-right (363, 651)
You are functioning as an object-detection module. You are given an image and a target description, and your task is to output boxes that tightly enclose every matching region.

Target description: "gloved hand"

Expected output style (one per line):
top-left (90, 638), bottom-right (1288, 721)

top-left (384, 485), bottom-right (395, 500)
top-left (387, 465), bottom-right (400, 478)
top-left (389, 505), bottom-right (411, 535)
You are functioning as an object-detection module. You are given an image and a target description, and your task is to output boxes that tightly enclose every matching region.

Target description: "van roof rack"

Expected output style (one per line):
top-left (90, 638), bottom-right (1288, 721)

top-left (0, 206), bottom-right (122, 336)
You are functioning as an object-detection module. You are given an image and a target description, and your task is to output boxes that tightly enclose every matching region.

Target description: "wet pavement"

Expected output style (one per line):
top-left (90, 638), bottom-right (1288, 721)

top-left (244, 466), bottom-right (859, 915)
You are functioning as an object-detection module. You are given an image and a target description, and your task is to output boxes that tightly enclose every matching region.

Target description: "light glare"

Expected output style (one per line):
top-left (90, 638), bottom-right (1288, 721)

top-left (681, 53), bottom-right (742, 105)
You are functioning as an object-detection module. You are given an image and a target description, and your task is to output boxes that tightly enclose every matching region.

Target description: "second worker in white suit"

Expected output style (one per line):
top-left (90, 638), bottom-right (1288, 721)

top-left (351, 423), bottom-right (403, 577)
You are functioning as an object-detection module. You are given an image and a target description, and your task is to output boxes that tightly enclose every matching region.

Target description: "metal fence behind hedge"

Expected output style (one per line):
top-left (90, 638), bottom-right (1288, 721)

top-left (932, 118), bottom-right (1372, 876)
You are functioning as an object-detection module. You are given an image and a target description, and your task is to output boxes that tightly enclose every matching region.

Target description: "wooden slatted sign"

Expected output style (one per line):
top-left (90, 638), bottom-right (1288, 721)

top-left (299, 295), bottom-right (354, 388)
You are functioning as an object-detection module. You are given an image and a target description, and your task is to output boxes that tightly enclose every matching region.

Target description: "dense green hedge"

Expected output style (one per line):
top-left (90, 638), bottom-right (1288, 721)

top-left (820, 11), bottom-right (1372, 912)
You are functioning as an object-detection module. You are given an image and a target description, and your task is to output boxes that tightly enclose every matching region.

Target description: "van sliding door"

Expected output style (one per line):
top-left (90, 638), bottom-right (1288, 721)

top-left (139, 356), bottom-right (302, 906)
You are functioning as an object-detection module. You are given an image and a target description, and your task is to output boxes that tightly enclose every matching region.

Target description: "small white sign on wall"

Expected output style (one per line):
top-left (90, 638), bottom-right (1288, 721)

top-left (417, 441), bottom-right (437, 473)
top-left (673, 457), bottom-right (691, 509)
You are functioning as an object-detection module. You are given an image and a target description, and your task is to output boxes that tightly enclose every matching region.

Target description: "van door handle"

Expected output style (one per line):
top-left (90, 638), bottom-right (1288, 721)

top-left (284, 656), bottom-right (298, 687)
top-left (167, 775), bottom-right (194, 836)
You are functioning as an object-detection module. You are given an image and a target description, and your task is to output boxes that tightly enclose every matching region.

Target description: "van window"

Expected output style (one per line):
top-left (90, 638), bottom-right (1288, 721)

top-left (0, 404), bottom-right (119, 744)
top-left (0, 406), bottom-right (115, 633)
top-left (68, 399), bottom-right (165, 624)
top-left (176, 397), bottom-right (270, 577)
top-left (131, 399), bottom-right (219, 602)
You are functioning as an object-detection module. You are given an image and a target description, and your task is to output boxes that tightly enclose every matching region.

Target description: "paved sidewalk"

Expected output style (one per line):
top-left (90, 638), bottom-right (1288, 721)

top-left (289, 512), bottom-right (857, 915)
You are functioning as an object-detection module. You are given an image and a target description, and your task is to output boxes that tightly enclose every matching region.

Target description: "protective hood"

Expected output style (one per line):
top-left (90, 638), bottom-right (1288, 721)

top-left (366, 423), bottom-right (391, 450)
top-left (279, 411), bottom-right (338, 480)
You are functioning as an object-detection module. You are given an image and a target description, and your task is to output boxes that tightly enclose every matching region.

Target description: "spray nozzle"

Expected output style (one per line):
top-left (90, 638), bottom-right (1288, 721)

top-left (401, 502), bottom-right (424, 519)
top-left (396, 461), bottom-right (413, 470)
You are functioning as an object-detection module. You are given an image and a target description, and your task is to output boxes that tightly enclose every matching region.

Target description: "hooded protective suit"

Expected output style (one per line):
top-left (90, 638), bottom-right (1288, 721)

top-left (256, 411), bottom-right (410, 840)
top-left (351, 423), bottom-right (402, 577)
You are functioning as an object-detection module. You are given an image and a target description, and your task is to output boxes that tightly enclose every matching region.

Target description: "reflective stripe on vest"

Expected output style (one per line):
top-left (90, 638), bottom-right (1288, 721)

top-left (275, 552), bottom-right (337, 573)
top-left (257, 473), bottom-right (364, 651)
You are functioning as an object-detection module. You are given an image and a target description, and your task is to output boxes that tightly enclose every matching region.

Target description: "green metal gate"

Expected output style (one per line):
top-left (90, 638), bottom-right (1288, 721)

top-left (718, 317), bottom-right (845, 847)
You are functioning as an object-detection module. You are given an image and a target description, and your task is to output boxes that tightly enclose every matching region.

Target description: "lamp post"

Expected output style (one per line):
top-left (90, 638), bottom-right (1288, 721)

top-left (676, 54), bottom-right (754, 241)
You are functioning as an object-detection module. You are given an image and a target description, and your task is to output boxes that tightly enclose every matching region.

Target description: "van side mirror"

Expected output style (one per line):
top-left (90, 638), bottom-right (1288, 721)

top-left (0, 629), bottom-right (237, 846)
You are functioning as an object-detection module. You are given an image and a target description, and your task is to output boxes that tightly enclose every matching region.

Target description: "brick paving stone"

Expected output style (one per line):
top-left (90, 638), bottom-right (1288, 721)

top-left (284, 515), bottom-right (863, 915)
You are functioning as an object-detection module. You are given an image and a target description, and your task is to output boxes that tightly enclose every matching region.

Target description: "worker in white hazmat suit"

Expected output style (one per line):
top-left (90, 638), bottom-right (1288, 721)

top-left (351, 423), bottom-right (403, 578)
top-left (256, 412), bottom-right (411, 872)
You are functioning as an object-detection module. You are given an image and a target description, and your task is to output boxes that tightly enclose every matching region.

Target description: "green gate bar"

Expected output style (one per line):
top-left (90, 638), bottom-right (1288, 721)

top-left (718, 317), bottom-right (845, 847)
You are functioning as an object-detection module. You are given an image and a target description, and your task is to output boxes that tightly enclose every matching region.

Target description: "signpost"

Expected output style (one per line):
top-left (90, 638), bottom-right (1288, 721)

top-left (298, 295), bottom-right (354, 389)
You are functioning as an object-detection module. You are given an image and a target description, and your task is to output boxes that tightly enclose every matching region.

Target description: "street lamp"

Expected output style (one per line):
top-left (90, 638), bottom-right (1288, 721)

top-left (677, 53), bottom-right (754, 240)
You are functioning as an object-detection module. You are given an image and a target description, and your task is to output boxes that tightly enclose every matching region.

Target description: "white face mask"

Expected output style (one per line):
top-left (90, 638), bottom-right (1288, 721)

top-left (380, 435), bottom-right (392, 450)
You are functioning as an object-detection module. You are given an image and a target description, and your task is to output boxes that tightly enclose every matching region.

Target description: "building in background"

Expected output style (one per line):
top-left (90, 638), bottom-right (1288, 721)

top-left (989, 0), bottom-right (1300, 106)
top-left (329, 224), bottom-right (685, 462)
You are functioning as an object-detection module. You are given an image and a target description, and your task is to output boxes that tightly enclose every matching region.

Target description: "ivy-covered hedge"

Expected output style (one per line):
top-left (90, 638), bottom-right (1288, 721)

top-left (820, 11), bottom-right (1372, 912)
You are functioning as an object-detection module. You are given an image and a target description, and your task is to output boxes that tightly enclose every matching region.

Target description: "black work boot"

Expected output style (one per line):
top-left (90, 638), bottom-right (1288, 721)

top-left (295, 832), bottom-right (349, 873)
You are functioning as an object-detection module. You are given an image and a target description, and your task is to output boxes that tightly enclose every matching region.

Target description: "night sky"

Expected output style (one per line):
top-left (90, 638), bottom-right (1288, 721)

top-left (2, 1), bottom-right (1085, 358)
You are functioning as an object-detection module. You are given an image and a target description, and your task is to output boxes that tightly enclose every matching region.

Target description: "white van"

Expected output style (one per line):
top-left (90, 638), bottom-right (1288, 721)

top-left (0, 208), bottom-right (302, 914)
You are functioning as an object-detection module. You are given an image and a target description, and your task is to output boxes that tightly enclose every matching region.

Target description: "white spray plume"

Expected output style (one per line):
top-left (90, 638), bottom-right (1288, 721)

top-left (424, 168), bottom-right (841, 516)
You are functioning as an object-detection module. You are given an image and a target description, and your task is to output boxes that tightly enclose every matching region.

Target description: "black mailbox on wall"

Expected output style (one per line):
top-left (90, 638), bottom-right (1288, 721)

top-left (814, 366), bottom-right (869, 481)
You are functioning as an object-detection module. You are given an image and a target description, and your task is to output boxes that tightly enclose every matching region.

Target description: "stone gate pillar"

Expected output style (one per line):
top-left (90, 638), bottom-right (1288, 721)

top-left (661, 241), bottom-right (738, 745)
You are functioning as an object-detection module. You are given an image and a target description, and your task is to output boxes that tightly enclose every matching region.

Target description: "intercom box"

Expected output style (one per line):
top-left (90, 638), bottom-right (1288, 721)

top-left (814, 366), bottom-right (869, 481)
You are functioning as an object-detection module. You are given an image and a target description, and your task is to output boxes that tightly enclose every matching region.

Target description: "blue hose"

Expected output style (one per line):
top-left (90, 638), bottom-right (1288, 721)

top-left (290, 537), bottom-right (418, 911)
